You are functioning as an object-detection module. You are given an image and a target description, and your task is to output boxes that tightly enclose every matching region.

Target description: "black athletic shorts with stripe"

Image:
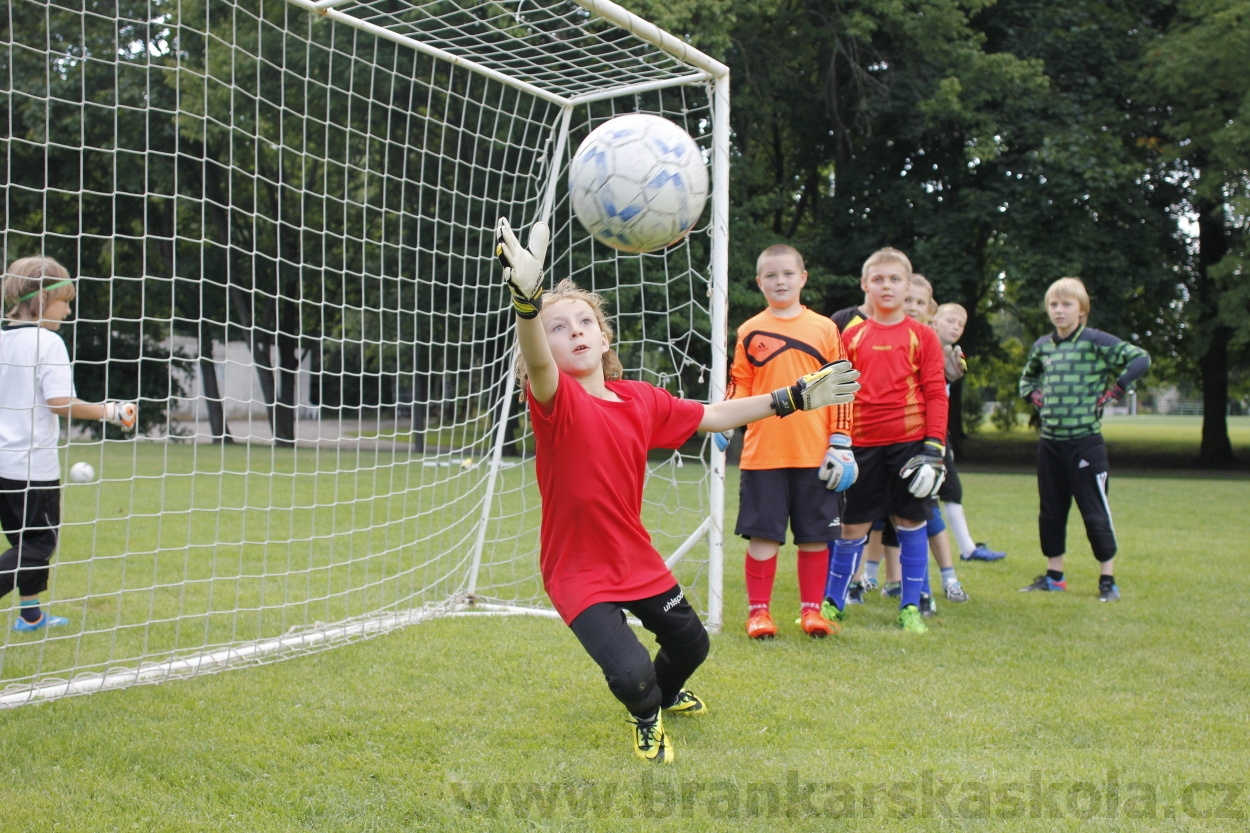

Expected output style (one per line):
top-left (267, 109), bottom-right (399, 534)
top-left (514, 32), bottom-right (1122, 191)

top-left (1036, 434), bottom-right (1117, 562)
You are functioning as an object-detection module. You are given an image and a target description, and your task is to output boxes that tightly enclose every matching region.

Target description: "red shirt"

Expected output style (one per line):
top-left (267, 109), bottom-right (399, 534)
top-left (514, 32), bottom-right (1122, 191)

top-left (841, 317), bottom-right (948, 447)
top-left (528, 375), bottom-right (705, 624)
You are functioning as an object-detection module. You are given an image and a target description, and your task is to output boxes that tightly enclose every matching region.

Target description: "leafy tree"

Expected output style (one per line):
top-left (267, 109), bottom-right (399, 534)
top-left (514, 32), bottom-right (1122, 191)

top-left (1144, 0), bottom-right (1250, 463)
top-left (4, 0), bottom-right (186, 434)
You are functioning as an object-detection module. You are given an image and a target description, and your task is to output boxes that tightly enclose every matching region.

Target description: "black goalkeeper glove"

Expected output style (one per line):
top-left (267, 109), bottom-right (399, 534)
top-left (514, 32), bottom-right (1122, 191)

top-left (770, 360), bottom-right (860, 418)
top-left (899, 438), bottom-right (946, 498)
top-left (1096, 384), bottom-right (1125, 418)
top-left (495, 216), bottom-right (549, 319)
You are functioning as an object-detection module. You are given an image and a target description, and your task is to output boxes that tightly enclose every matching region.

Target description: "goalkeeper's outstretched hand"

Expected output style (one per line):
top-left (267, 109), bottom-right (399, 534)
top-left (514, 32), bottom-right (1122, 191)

top-left (103, 401), bottom-right (137, 431)
top-left (495, 216), bottom-right (549, 319)
top-left (899, 438), bottom-right (946, 498)
top-left (770, 360), bottom-right (860, 417)
top-left (818, 434), bottom-right (857, 492)
top-left (712, 429), bottom-right (733, 453)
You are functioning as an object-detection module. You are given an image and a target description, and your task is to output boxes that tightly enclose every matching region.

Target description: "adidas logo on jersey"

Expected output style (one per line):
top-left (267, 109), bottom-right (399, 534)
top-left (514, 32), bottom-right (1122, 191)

top-left (1078, 459), bottom-right (1090, 468)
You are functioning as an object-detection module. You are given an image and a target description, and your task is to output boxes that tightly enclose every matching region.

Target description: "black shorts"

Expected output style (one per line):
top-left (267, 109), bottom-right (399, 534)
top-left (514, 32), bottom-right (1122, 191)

top-left (937, 445), bottom-right (962, 503)
top-left (735, 468), bottom-right (842, 545)
top-left (0, 476), bottom-right (62, 597)
top-left (842, 441), bottom-right (934, 526)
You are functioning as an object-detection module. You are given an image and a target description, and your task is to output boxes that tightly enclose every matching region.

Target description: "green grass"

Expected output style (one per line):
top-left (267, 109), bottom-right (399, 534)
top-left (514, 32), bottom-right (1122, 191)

top-left (962, 414), bottom-right (1250, 472)
top-left (2, 432), bottom-right (1249, 830)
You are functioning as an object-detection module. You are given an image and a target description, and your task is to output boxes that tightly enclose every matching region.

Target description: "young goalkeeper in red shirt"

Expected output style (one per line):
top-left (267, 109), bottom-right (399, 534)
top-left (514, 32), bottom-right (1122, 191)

top-left (821, 248), bottom-right (949, 634)
top-left (494, 218), bottom-right (859, 764)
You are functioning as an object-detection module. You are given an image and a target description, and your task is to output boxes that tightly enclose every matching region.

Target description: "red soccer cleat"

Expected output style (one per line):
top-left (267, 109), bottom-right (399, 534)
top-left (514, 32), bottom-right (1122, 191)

top-left (745, 609), bottom-right (778, 640)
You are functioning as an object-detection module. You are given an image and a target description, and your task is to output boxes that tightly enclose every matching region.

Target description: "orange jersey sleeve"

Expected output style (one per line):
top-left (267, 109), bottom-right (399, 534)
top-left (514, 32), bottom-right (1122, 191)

top-left (728, 307), bottom-right (852, 469)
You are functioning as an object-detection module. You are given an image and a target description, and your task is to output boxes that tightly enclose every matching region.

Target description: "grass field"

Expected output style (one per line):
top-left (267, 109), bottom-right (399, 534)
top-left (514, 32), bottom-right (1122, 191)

top-left (960, 414), bottom-right (1250, 473)
top-left (2, 420), bottom-right (1248, 831)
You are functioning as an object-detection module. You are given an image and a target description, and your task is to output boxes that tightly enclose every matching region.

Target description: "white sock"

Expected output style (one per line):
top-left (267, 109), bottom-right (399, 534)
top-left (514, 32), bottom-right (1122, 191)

top-left (944, 502), bottom-right (976, 557)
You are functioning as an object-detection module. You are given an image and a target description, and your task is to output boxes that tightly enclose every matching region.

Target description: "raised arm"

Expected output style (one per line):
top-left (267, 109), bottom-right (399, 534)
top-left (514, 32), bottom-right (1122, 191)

top-left (495, 217), bottom-right (557, 405)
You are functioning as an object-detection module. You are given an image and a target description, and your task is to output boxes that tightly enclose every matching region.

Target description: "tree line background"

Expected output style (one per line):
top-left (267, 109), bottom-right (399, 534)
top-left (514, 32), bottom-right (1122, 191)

top-left (632, 0), bottom-right (1247, 465)
top-left (2, 0), bottom-right (1246, 464)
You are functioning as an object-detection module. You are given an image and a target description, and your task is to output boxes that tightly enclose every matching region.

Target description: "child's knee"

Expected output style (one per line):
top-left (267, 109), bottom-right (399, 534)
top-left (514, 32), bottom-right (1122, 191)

top-left (606, 660), bottom-right (659, 713)
top-left (664, 615), bottom-right (710, 667)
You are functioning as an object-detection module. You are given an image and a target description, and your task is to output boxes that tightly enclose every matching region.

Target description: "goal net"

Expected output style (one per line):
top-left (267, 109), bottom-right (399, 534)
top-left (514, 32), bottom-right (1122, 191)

top-left (0, 0), bottom-right (728, 707)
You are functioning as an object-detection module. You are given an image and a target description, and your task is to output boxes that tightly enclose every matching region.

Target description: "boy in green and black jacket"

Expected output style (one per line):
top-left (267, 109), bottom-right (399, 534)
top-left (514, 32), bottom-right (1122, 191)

top-left (1018, 277), bottom-right (1150, 602)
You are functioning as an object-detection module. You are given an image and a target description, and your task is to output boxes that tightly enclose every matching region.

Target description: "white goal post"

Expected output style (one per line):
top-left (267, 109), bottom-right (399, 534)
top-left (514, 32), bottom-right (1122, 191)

top-left (0, 0), bottom-right (728, 707)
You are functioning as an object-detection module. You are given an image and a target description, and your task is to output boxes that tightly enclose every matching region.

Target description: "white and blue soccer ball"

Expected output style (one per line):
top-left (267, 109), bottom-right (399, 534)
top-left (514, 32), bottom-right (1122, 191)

top-left (568, 114), bottom-right (709, 254)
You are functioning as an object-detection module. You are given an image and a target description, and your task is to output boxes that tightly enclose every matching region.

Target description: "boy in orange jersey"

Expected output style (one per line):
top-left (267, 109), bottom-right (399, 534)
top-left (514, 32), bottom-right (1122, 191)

top-left (727, 244), bottom-right (855, 639)
top-left (822, 248), bottom-right (949, 634)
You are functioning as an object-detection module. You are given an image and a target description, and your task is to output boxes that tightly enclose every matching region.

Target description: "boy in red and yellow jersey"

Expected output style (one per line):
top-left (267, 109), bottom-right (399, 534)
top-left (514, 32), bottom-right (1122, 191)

top-left (727, 244), bottom-right (855, 639)
top-left (822, 248), bottom-right (948, 634)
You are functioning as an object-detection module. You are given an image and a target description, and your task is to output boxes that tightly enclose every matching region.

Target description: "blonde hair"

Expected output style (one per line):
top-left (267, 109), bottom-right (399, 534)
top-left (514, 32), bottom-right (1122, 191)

top-left (514, 279), bottom-right (623, 390)
top-left (756, 243), bottom-right (805, 274)
top-left (934, 302), bottom-right (967, 322)
top-left (909, 272), bottom-right (939, 317)
top-left (4, 256), bottom-right (76, 318)
top-left (861, 247), bottom-right (913, 280)
top-left (1044, 277), bottom-right (1090, 320)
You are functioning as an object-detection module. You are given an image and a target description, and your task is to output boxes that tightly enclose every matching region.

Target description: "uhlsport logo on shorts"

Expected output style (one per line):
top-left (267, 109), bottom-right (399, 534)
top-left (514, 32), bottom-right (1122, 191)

top-left (663, 590), bottom-right (685, 612)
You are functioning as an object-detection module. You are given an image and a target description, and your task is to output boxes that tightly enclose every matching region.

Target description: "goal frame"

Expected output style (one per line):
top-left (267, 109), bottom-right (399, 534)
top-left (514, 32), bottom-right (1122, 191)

top-left (288, 0), bottom-right (732, 631)
top-left (0, 0), bottom-right (730, 709)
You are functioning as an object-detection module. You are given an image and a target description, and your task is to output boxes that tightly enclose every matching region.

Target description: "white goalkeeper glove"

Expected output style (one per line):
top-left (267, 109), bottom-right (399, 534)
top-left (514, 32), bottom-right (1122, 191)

top-left (899, 438), bottom-right (946, 498)
top-left (103, 401), bottom-right (137, 431)
top-left (770, 360), bottom-right (860, 417)
top-left (712, 429), bottom-right (733, 453)
top-left (495, 216), bottom-right (549, 319)
top-left (818, 433), bottom-right (857, 492)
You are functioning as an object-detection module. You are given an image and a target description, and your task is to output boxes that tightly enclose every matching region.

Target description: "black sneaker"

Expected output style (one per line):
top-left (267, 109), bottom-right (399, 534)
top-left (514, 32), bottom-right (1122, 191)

top-left (918, 593), bottom-right (937, 618)
top-left (1098, 582), bottom-right (1120, 602)
top-left (847, 581), bottom-right (866, 605)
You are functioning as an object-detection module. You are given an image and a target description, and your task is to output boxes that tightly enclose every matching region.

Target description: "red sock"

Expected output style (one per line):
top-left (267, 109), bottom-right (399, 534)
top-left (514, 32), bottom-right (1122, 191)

top-left (745, 554), bottom-right (777, 613)
top-left (797, 548), bottom-right (831, 612)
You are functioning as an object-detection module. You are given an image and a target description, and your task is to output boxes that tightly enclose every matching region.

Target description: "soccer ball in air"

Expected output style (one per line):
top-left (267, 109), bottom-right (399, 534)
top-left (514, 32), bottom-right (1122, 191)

top-left (70, 461), bottom-right (96, 483)
top-left (568, 114), bottom-right (709, 254)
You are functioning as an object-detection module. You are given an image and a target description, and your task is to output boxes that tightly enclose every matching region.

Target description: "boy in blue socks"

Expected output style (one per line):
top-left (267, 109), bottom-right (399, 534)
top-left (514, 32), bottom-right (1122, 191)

top-left (822, 248), bottom-right (948, 633)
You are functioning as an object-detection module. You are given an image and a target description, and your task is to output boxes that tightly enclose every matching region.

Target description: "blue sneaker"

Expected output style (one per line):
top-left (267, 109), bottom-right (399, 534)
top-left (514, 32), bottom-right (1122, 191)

top-left (1098, 583), bottom-right (1120, 602)
top-left (13, 613), bottom-right (69, 633)
top-left (962, 544), bottom-right (1006, 562)
top-left (1020, 575), bottom-right (1066, 592)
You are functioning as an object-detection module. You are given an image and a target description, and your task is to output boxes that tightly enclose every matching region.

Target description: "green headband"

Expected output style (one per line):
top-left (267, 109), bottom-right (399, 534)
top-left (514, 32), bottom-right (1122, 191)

top-left (17, 280), bottom-right (73, 302)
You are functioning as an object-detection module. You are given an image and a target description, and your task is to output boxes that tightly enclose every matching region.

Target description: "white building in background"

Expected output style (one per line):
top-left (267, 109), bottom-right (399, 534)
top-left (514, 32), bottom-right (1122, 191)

top-left (168, 336), bottom-right (317, 421)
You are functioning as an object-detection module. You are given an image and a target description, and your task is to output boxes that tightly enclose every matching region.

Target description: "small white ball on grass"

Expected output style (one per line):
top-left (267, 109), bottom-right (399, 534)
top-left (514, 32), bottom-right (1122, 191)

top-left (70, 461), bottom-right (96, 483)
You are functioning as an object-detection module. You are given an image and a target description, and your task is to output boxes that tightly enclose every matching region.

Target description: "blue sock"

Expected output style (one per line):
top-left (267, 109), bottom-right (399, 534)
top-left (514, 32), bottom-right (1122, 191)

top-left (897, 524), bottom-right (928, 609)
top-left (19, 599), bottom-right (42, 623)
top-left (825, 536), bottom-right (867, 611)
